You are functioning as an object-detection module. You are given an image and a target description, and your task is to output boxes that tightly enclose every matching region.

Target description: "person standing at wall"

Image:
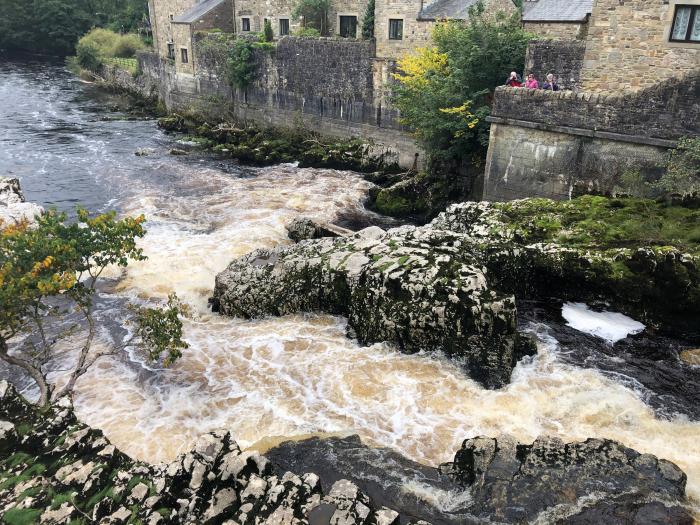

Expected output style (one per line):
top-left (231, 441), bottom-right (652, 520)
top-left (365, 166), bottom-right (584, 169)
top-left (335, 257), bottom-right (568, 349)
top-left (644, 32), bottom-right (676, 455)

top-left (542, 73), bottom-right (560, 91)
top-left (524, 73), bottom-right (539, 89)
top-left (505, 71), bottom-right (522, 87)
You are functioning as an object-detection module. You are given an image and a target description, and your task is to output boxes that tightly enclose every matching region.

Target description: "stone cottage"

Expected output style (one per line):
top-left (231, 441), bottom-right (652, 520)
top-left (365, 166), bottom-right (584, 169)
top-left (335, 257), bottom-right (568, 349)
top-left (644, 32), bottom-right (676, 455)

top-left (149, 0), bottom-right (234, 74)
top-left (374, 0), bottom-right (516, 59)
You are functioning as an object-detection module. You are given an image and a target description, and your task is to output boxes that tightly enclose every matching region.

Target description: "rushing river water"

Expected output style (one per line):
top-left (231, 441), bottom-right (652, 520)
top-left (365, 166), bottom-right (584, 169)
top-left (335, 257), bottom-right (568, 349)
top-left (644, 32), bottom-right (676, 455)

top-left (2, 60), bottom-right (699, 513)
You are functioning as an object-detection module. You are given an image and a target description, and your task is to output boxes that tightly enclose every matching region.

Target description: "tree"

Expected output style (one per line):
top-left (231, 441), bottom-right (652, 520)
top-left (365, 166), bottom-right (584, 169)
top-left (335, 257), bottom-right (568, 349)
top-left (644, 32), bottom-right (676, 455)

top-left (292, 0), bottom-right (331, 36)
top-left (361, 0), bottom-right (375, 39)
top-left (0, 210), bottom-right (188, 408)
top-left (263, 19), bottom-right (274, 42)
top-left (391, 8), bottom-right (532, 169)
top-left (656, 136), bottom-right (700, 197)
top-left (227, 39), bottom-right (256, 89)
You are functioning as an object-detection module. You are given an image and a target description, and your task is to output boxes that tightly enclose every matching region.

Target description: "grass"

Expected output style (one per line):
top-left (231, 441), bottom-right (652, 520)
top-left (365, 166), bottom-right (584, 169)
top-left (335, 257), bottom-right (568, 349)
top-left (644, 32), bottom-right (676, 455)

top-left (2, 507), bottom-right (42, 525)
top-left (499, 195), bottom-right (700, 253)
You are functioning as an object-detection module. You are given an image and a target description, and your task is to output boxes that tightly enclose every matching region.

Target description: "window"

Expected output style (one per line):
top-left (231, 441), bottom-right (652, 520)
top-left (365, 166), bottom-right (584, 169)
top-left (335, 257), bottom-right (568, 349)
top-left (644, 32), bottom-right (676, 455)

top-left (279, 18), bottom-right (290, 36)
top-left (242, 17), bottom-right (250, 31)
top-left (339, 15), bottom-right (357, 38)
top-left (180, 48), bottom-right (188, 63)
top-left (670, 5), bottom-right (700, 43)
top-left (169, 13), bottom-right (174, 21)
top-left (167, 42), bottom-right (175, 60)
top-left (388, 19), bottom-right (403, 40)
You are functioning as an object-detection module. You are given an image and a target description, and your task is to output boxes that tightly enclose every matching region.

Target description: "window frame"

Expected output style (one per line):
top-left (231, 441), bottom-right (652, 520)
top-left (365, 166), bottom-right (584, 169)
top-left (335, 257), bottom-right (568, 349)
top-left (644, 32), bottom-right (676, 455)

top-left (279, 18), bottom-right (290, 36)
top-left (167, 42), bottom-right (175, 60)
top-left (241, 17), bottom-right (251, 32)
top-left (388, 18), bottom-right (403, 40)
top-left (180, 47), bottom-right (189, 64)
top-left (669, 4), bottom-right (700, 43)
top-left (338, 15), bottom-right (358, 38)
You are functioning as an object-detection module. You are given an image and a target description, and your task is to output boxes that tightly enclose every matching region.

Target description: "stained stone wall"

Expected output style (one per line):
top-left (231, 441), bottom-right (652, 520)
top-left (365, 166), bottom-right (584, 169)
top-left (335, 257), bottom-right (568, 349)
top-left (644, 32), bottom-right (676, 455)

top-left (581, 0), bottom-right (700, 92)
top-left (524, 39), bottom-right (586, 90)
top-left (523, 21), bottom-right (588, 40)
top-left (149, 0), bottom-right (198, 59)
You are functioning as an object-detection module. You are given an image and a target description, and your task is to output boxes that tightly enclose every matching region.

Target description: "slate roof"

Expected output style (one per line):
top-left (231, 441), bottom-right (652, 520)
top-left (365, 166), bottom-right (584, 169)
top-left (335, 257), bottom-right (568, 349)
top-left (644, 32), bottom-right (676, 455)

top-left (419, 0), bottom-right (484, 21)
top-left (173, 0), bottom-right (227, 23)
top-left (522, 0), bottom-right (593, 22)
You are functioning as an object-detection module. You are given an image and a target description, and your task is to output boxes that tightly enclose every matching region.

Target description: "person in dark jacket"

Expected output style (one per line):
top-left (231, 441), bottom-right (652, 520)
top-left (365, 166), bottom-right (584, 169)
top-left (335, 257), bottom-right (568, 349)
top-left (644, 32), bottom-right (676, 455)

top-left (542, 73), bottom-right (560, 91)
top-left (505, 71), bottom-right (522, 87)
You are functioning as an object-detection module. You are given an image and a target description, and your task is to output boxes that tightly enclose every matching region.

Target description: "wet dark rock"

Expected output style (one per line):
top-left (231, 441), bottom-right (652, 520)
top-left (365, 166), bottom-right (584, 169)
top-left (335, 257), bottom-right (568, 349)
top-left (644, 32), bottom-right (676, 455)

top-left (169, 148), bottom-right (187, 156)
top-left (286, 217), bottom-right (352, 243)
top-left (451, 435), bottom-right (692, 524)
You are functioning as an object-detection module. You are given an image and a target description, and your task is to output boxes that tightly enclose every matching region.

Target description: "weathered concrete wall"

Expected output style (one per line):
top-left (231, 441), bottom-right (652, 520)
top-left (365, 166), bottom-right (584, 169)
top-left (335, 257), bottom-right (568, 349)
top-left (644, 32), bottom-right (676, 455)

top-left (581, 0), bottom-right (700, 92)
top-left (482, 123), bottom-right (668, 201)
top-left (482, 72), bottom-right (699, 201)
top-left (524, 39), bottom-right (586, 90)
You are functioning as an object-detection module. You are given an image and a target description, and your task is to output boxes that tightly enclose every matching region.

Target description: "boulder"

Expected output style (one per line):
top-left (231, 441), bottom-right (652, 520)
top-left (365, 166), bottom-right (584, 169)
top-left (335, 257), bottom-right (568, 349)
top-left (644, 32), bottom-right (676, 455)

top-left (213, 224), bottom-right (528, 389)
top-left (286, 216), bottom-right (352, 243)
top-left (0, 177), bottom-right (43, 226)
top-left (451, 435), bottom-right (693, 523)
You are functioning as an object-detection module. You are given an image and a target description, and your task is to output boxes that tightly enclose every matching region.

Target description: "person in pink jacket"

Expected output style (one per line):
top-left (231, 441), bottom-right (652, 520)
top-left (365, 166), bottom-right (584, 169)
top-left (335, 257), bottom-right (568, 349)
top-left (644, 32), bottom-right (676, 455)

top-left (524, 73), bottom-right (539, 89)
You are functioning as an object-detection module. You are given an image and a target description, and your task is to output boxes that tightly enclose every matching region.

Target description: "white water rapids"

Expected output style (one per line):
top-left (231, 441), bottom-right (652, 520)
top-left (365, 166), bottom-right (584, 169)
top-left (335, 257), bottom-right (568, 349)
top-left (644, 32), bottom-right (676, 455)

top-left (60, 162), bottom-right (699, 510)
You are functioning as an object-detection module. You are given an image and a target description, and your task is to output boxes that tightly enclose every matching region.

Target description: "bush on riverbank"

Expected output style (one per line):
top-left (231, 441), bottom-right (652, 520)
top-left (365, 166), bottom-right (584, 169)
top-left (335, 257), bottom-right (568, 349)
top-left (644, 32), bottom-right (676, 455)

top-left (75, 28), bottom-right (147, 72)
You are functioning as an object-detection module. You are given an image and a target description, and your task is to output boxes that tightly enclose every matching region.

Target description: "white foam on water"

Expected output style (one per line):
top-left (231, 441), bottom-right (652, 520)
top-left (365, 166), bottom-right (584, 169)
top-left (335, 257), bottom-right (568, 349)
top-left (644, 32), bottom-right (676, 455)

top-left (55, 161), bottom-right (699, 513)
top-left (561, 302), bottom-right (645, 343)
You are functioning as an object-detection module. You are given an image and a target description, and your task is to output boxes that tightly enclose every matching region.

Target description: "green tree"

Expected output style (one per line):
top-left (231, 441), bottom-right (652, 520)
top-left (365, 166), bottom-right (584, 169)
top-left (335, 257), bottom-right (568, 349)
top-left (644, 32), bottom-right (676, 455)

top-left (227, 39), bottom-right (256, 89)
top-left (391, 7), bottom-right (532, 169)
top-left (0, 210), bottom-right (188, 408)
top-left (361, 0), bottom-right (375, 39)
top-left (656, 137), bottom-right (700, 197)
top-left (263, 19), bottom-right (274, 42)
top-left (292, 0), bottom-right (331, 35)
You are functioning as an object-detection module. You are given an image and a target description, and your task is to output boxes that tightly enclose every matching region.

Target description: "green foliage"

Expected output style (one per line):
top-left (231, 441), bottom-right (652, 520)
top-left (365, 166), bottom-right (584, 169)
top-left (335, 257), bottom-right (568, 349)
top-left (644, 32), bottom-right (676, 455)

top-left (613, 169), bottom-right (655, 199)
top-left (657, 136), bottom-right (700, 197)
top-left (361, 0), bottom-right (375, 39)
top-left (131, 294), bottom-right (190, 366)
top-left (498, 195), bottom-right (700, 253)
top-left (391, 8), bottom-right (532, 168)
top-left (292, 0), bottom-right (331, 35)
top-left (292, 27), bottom-right (321, 37)
top-left (2, 507), bottom-right (42, 525)
top-left (263, 19), bottom-right (274, 42)
top-left (76, 28), bottom-right (146, 72)
top-left (0, 0), bottom-right (149, 56)
top-left (227, 39), bottom-right (256, 89)
top-left (0, 209), bottom-right (187, 406)
top-left (76, 42), bottom-right (103, 71)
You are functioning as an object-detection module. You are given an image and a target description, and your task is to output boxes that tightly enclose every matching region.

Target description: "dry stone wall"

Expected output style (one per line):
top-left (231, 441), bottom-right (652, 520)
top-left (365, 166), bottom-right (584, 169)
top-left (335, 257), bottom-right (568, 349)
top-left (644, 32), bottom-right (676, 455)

top-left (524, 39), bottom-right (586, 91)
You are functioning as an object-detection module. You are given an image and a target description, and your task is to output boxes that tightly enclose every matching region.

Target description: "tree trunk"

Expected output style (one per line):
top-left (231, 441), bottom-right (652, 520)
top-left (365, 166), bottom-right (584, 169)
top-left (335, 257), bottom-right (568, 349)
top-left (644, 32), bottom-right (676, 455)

top-left (0, 337), bottom-right (50, 407)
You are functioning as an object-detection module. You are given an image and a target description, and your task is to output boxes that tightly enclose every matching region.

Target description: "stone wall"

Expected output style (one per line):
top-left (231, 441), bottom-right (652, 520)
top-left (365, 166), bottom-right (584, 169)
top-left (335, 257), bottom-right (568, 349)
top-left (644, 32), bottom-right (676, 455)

top-left (482, 72), bottom-right (699, 201)
top-left (581, 0), bottom-right (700, 92)
top-left (523, 21), bottom-right (588, 40)
top-left (149, 0), bottom-right (198, 59)
top-left (172, 23), bottom-right (195, 74)
top-left (137, 39), bottom-right (422, 167)
top-left (490, 72), bottom-right (700, 141)
top-left (524, 40), bottom-right (587, 91)
top-left (189, 0), bottom-right (234, 33)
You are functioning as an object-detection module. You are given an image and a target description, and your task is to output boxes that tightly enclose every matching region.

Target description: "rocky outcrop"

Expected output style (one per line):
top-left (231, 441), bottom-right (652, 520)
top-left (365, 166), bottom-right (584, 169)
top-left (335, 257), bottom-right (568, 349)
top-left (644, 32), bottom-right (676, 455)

top-left (450, 435), bottom-right (692, 524)
top-left (0, 177), bottom-right (43, 226)
top-left (213, 224), bottom-right (532, 389)
top-left (0, 381), bottom-right (401, 525)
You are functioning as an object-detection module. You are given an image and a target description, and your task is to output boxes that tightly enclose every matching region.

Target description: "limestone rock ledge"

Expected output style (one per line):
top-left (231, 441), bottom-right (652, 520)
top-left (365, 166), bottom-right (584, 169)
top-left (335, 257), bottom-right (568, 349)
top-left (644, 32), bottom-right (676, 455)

top-left (213, 224), bottom-right (527, 389)
top-left (0, 177), bottom-right (43, 226)
top-left (0, 381), bottom-right (402, 525)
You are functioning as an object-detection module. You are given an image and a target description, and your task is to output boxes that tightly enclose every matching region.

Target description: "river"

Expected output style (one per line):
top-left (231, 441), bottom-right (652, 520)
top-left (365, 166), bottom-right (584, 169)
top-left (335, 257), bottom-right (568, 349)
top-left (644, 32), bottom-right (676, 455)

top-left (1, 59), bottom-right (699, 514)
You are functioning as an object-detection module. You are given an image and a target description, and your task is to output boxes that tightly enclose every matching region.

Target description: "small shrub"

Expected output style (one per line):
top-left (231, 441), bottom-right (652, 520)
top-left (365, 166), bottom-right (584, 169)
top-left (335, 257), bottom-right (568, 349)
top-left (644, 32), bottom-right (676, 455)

top-left (112, 33), bottom-right (145, 58)
top-left (263, 19), bottom-right (274, 42)
top-left (613, 169), bottom-right (655, 199)
top-left (361, 0), bottom-right (375, 39)
top-left (292, 27), bottom-right (321, 37)
top-left (76, 41), bottom-right (103, 71)
top-left (656, 136), bottom-right (700, 198)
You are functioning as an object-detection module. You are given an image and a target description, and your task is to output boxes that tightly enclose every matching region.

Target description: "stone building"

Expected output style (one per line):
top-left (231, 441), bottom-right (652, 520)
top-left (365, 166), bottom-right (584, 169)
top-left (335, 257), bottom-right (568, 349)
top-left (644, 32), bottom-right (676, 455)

top-left (149, 0), bottom-right (234, 74)
top-left (375, 0), bottom-right (516, 59)
top-left (521, 0), bottom-right (593, 40)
